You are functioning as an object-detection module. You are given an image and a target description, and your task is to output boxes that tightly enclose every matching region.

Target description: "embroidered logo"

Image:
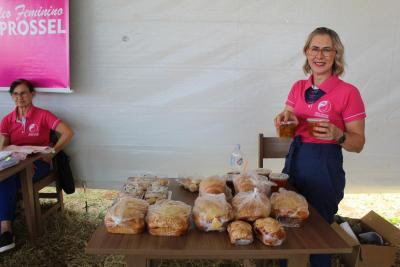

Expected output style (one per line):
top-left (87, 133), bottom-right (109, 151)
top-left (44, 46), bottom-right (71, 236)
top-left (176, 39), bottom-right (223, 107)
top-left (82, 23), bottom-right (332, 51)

top-left (317, 100), bottom-right (331, 113)
top-left (28, 123), bottom-right (39, 136)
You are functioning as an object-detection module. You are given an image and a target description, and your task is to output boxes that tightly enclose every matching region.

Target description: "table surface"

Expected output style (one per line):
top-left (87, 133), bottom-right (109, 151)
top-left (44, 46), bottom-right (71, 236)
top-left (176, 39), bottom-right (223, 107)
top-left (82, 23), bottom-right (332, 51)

top-left (86, 180), bottom-right (351, 258)
top-left (0, 153), bottom-right (42, 182)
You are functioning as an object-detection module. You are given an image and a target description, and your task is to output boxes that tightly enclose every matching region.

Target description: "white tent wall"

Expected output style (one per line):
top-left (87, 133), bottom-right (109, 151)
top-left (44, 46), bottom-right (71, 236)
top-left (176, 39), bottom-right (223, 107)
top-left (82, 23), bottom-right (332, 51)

top-left (1, 0), bottom-right (399, 192)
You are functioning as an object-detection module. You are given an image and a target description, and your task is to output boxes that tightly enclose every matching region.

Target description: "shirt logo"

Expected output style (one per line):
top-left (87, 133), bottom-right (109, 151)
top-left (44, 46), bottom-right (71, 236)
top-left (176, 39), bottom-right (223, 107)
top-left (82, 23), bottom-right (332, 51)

top-left (317, 100), bottom-right (331, 113)
top-left (28, 123), bottom-right (39, 136)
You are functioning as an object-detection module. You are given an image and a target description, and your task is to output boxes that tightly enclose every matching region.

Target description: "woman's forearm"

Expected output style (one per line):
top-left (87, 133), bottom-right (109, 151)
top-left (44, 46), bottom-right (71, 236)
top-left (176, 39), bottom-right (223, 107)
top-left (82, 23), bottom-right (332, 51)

top-left (341, 132), bottom-right (365, 153)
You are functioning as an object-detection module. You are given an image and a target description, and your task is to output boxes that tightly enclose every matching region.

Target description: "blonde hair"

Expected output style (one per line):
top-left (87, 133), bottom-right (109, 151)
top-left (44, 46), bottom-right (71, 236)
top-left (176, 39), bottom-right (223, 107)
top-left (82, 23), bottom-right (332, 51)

top-left (302, 27), bottom-right (345, 77)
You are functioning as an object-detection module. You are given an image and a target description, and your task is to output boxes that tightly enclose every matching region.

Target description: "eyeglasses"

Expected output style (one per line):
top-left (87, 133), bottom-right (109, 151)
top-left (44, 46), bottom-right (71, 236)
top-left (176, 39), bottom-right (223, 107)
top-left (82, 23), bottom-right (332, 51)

top-left (12, 91), bottom-right (29, 97)
top-left (308, 46), bottom-right (336, 57)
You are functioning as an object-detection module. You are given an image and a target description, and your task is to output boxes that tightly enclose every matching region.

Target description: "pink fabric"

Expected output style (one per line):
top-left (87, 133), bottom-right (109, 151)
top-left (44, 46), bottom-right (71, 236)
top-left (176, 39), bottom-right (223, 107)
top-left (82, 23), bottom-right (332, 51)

top-left (0, 105), bottom-right (60, 146)
top-left (285, 75), bottom-right (366, 144)
top-left (0, 0), bottom-right (69, 90)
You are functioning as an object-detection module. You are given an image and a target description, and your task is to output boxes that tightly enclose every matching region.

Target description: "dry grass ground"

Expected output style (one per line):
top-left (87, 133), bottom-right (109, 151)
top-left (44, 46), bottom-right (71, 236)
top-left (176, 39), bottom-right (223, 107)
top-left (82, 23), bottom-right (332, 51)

top-left (0, 188), bottom-right (399, 267)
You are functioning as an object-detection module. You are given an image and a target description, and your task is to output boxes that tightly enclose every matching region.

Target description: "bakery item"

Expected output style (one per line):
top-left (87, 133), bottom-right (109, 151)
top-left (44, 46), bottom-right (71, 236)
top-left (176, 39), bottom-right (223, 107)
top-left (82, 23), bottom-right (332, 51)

top-left (270, 188), bottom-right (309, 227)
top-left (177, 177), bottom-right (201, 192)
top-left (233, 173), bottom-right (255, 193)
top-left (144, 185), bottom-right (169, 204)
top-left (199, 175), bottom-right (226, 195)
top-left (253, 217), bottom-right (286, 246)
top-left (104, 197), bottom-right (149, 234)
top-left (232, 189), bottom-right (271, 221)
top-left (193, 193), bottom-right (233, 232)
top-left (146, 199), bottom-right (191, 236)
top-left (233, 171), bottom-right (274, 195)
top-left (227, 220), bottom-right (254, 245)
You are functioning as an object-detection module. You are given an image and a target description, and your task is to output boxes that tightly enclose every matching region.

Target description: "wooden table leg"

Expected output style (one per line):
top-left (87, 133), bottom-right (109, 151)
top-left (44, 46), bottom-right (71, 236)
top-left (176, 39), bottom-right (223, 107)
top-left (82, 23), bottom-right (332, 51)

top-left (126, 255), bottom-right (150, 267)
top-left (20, 164), bottom-right (38, 244)
top-left (287, 255), bottom-right (309, 267)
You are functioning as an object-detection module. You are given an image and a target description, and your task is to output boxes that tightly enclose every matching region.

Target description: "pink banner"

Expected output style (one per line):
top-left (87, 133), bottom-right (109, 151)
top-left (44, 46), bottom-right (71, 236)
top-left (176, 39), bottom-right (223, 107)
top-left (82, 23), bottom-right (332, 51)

top-left (0, 0), bottom-right (70, 92)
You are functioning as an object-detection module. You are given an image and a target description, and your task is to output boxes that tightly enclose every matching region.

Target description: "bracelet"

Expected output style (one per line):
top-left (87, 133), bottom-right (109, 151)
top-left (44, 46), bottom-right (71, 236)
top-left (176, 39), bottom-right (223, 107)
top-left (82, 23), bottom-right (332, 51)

top-left (337, 133), bottom-right (346, 145)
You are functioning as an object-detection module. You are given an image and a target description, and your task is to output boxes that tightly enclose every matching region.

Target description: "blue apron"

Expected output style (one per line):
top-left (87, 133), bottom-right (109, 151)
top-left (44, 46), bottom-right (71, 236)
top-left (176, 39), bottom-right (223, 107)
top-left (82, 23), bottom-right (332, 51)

top-left (280, 136), bottom-right (345, 267)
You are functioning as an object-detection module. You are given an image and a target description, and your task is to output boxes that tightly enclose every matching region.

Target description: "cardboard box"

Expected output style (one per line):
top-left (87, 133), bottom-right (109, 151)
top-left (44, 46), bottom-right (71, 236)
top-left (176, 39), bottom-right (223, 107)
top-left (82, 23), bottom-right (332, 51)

top-left (332, 211), bottom-right (400, 267)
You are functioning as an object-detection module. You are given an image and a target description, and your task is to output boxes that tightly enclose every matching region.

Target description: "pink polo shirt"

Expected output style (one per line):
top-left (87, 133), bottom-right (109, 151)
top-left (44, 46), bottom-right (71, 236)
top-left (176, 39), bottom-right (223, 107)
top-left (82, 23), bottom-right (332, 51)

top-left (0, 105), bottom-right (61, 146)
top-left (285, 75), bottom-right (366, 144)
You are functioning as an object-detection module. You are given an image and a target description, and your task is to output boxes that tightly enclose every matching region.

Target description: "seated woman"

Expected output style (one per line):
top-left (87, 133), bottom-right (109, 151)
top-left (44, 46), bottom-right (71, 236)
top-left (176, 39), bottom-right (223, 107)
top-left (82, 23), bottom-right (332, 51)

top-left (0, 79), bottom-right (74, 253)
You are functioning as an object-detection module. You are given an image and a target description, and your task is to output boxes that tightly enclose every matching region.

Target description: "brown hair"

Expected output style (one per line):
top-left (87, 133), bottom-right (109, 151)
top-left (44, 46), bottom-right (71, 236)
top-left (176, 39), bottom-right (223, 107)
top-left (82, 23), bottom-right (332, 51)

top-left (303, 27), bottom-right (345, 76)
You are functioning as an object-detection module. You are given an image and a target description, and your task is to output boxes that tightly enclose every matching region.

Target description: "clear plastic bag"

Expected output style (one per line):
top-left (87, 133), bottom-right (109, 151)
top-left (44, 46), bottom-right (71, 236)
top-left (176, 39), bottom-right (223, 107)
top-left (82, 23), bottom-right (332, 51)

top-left (253, 217), bottom-right (286, 246)
top-left (104, 196), bottom-right (149, 234)
top-left (146, 199), bottom-right (192, 236)
top-left (199, 175), bottom-right (227, 195)
top-left (193, 193), bottom-right (233, 232)
top-left (270, 188), bottom-right (309, 227)
top-left (232, 188), bottom-right (271, 221)
top-left (233, 171), bottom-right (275, 196)
top-left (227, 221), bottom-right (254, 245)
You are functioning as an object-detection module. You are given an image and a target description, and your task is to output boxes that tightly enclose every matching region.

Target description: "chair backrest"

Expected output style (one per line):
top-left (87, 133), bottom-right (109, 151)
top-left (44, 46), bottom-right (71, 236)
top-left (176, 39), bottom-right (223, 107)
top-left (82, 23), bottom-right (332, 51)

top-left (258, 134), bottom-right (291, 168)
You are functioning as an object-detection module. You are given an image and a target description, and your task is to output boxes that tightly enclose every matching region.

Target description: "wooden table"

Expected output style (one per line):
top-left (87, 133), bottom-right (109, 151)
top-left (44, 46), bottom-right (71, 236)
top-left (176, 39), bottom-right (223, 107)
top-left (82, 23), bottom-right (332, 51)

top-left (86, 181), bottom-right (352, 267)
top-left (0, 153), bottom-right (43, 244)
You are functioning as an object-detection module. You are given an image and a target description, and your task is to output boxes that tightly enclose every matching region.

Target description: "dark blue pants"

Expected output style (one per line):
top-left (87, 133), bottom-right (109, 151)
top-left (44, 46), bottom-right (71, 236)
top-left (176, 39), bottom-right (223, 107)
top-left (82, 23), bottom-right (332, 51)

top-left (0, 160), bottom-right (50, 222)
top-left (280, 136), bottom-right (345, 267)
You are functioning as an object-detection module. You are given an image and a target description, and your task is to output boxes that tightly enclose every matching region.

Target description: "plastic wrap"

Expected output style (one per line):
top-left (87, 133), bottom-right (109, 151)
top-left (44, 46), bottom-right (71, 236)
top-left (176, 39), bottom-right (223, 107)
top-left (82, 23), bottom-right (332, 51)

top-left (253, 217), bottom-right (286, 246)
top-left (193, 193), bottom-right (233, 232)
top-left (270, 188), bottom-right (309, 227)
top-left (232, 188), bottom-right (271, 221)
top-left (146, 199), bottom-right (191, 236)
top-left (227, 220), bottom-right (254, 245)
top-left (104, 196), bottom-right (149, 234)
top-left (233, 171), bottom-right (275, 196)
top-left (199, 175), bottom-right (226, 195)
top-left (176, 177), bottom-right (201, 192)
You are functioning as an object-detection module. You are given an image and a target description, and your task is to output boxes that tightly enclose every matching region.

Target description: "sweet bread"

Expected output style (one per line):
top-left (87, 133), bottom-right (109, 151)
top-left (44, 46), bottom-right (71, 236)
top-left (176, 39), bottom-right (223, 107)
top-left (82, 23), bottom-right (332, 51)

top-left (270, 188), bottom-right (309, 227)
top-left (193, 193), bottom-right (233, 231)
top-left (253, 217), bottom-right (286, 246)
top-left (104, 197), bottom-right (149, 234)
top-left (227, 220), bottom-right (253, 245)
top-left (146, 199), bottom-right (191, 236)
top-left (232, 189), bottom-right (271, 221)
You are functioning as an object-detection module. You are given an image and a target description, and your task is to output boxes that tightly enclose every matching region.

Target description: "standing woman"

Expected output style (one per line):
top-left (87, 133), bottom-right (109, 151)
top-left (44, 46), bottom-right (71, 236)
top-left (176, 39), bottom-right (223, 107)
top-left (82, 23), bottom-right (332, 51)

top-left (274, 27), bottom-right (366, 267)
top-left (0, 79), bottom-right (74, 252)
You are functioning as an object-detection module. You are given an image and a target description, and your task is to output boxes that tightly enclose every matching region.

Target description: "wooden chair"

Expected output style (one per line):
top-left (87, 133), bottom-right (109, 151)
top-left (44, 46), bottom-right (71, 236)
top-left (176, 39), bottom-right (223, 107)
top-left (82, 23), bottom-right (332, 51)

top-left (32, 156), bottom-right (64, 234)
top-left (258, 134), bottom-right (292, 168)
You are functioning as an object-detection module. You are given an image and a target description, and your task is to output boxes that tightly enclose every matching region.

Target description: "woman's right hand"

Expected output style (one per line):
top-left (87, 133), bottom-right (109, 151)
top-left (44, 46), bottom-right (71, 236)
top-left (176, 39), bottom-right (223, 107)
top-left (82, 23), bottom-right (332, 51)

top-left (274, 109), bottom-right (298, 129)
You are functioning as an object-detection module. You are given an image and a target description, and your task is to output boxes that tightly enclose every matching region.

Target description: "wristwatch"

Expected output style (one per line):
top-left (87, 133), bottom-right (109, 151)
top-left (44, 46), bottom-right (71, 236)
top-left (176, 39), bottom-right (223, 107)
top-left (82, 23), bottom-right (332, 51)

top-left (50, 148), bottom-right (57, 154)
top-left (337, 133), bottom-right (346, 145)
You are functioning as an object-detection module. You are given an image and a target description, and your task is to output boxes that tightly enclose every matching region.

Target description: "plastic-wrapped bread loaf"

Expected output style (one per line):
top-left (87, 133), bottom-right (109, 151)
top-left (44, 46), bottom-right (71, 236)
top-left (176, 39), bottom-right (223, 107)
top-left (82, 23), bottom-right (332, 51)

top-left (233, 171), bottom-right (274, 196)
top-left (270, 188), bottom-right (309, 227)
top-left (193, 193), bottom-right (233, 232)
top-left (177, 177), bottom-right (201, 192)
top-left (227, 220), bottom-right (254, 245)
top-left (232, 188), bottom-right (271, 221)
top-left (104, 196), bottom-right (149, 234)
top-left (253, 217), bottom-right (286, 246)
top-left (146, 199), bottom-right (191, 236)
top-left (199, 175), bottom-right (226, 195)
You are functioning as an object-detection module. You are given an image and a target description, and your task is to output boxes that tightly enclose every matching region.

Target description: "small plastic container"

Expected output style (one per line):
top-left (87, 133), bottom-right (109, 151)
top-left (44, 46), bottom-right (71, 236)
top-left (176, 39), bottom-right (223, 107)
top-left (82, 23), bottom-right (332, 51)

top-left (306, 118), bottom-right (329, 137)
top-left (269, 173), bottom-right (289, 192)
top-left (278, 121), bottom-right (296, 138)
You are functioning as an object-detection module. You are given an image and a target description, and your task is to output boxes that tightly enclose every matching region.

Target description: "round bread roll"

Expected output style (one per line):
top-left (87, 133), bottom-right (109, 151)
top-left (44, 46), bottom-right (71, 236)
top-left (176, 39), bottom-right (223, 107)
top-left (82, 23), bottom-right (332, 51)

top-left (199, 175), bottom-right (226, 195)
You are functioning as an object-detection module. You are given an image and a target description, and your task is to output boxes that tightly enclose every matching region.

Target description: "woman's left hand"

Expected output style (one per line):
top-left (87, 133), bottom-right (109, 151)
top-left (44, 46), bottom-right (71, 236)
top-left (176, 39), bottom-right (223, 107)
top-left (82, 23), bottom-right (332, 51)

top-left (312, 122), bottom-right (343, 141)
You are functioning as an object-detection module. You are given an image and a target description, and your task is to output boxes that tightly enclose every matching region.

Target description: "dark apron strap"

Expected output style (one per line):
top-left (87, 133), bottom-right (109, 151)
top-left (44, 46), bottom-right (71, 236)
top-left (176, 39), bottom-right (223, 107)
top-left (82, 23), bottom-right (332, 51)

top-left (283, 135), bottom-right (302, 176)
